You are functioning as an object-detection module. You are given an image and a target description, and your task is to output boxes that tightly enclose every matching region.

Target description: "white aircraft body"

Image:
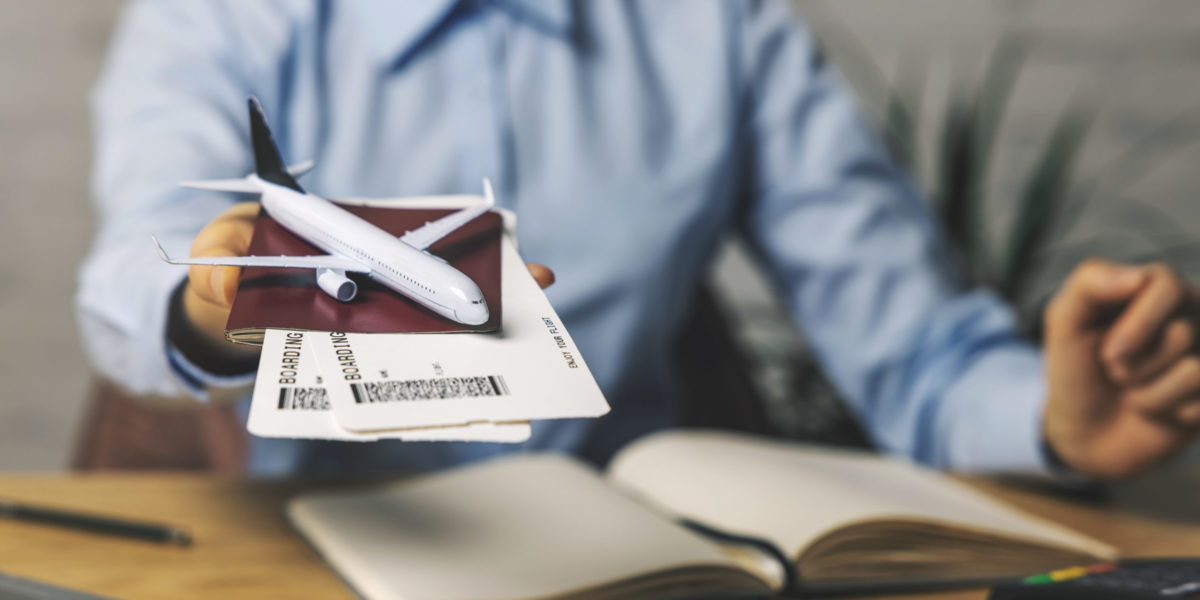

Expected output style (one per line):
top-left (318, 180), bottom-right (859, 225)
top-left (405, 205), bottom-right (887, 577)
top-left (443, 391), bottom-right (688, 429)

top-left (153, 98), bottom-right (493, 326)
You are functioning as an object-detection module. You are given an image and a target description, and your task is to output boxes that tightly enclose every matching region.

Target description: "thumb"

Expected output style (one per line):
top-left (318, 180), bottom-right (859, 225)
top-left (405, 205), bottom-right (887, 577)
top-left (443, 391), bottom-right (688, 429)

top-left (187, 248), bottom-right (244, 307)
top-left (1046, 259), bottom-right (1147, 336)
top-left (526, 263), bottom-right (555, 289)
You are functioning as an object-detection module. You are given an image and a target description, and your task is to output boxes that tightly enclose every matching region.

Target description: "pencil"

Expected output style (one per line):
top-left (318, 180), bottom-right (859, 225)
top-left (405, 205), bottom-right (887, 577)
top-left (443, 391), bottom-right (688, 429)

top-left (0, 499), bottom-right (192, 546)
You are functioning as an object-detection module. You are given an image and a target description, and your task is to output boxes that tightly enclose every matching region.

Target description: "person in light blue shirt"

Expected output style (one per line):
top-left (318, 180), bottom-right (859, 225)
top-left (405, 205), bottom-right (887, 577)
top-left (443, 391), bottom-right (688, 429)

top-left (78, 0), bottom-right (1200, 478)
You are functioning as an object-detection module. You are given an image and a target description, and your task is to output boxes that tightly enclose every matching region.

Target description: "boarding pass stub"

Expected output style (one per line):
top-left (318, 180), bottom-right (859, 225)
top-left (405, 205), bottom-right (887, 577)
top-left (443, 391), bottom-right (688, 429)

top-left (249, 328), bottom-right (532, 442)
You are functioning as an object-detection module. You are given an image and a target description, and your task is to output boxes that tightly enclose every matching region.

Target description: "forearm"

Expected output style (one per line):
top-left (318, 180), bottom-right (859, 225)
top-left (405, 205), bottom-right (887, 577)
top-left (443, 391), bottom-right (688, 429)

top-left (77, 0), bottom-right (264, 399)
top-left (736, 2), bottom-right (1053, 473)
top-left (76, 231), bottom-right (197, 399)
top-left (924, 319), bottom-right (1049, 472)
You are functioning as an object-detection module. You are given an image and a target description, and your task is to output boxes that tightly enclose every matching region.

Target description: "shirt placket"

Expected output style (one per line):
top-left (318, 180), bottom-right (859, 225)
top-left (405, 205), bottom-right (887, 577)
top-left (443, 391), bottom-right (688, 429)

top-left (454, 7), bottom-right (512, 203)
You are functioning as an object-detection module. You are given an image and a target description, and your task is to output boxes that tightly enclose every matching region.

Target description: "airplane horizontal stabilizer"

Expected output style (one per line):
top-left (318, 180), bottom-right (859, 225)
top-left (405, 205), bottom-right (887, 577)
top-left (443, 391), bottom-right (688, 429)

top-left (179, 178), bottom-right (262, 194)
top-left (286, 160), bottom-right (315, 178)
top-left (180, 161), bottom-right (314, 195)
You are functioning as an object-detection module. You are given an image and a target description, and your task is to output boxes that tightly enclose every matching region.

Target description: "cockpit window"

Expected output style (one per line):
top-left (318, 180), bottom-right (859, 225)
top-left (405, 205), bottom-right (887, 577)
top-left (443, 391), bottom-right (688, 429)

top-left (449, 286), bottom-right (484, 305)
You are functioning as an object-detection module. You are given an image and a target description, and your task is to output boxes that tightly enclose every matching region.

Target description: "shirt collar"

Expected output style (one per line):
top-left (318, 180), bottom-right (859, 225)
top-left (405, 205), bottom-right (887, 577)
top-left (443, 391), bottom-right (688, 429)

top-left (352, 0), bottom-right (576, 67)
top-left (498, 0), bottom-right (574, 38)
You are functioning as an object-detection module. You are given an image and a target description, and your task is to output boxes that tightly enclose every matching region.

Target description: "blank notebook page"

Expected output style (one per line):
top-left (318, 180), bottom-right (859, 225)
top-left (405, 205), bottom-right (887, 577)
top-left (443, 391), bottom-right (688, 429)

top-left (607, 431), bottom-right (1115, 560)
top-left (288, 454), bottom-right (742, 600)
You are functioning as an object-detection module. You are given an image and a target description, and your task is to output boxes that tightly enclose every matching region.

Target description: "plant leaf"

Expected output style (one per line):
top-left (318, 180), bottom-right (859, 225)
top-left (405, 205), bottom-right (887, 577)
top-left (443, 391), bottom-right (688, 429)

top-left (936, 91), bottom-right (971, 246)
top-left (998, 107), bottom-right (1093, 297)
top-left (972, 37), bottom-right (1027, 183)
top-left (884, 54), bottom-right (925, 170)
top-left (935, 37), bottom-right (1026, 280)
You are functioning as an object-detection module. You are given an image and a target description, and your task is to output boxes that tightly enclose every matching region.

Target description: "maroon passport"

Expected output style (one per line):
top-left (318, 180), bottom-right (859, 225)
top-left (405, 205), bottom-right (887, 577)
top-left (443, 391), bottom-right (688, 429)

top-left (224, 206), bottom-right (502, 345)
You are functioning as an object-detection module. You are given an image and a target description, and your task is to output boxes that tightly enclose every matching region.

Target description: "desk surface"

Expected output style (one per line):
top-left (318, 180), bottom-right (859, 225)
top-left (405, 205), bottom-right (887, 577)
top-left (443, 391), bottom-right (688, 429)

top-left (0, 469), bottom-right (1197, 600)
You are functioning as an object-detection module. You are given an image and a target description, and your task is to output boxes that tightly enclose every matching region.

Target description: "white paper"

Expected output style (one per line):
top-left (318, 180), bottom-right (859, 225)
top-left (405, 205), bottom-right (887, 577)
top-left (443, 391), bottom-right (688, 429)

top-left (287, 455), bottom-right (761, 600)
top-left (250, 328), bottom-right (532, 442)
top-left (314, 236), bottom-right (610, 432)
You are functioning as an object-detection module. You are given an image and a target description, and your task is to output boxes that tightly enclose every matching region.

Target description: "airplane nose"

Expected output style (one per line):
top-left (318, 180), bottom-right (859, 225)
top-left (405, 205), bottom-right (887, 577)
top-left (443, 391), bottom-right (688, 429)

top-left (461, 303), bottom-right (489, 326)
top-left (451, 304), bottom-right (487, 328)
top-left (473, 308), bottom-right (490, 325)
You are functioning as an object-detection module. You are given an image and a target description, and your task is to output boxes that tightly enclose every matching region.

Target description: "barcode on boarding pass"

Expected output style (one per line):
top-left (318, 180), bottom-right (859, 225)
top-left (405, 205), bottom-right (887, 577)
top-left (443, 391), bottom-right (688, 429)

top-left (277, 387), bottom-right (331, 410)
top-left (349, 376), bottom-right (510, 404)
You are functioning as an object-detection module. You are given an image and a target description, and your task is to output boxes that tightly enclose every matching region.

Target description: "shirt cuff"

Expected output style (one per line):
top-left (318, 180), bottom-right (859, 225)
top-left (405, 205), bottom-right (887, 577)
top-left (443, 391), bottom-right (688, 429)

top-left (166, 343), bottom-right (257, 398)
top-left (936, 346), bottom-right (1051, 474)
top-left (164, 280), bottom-right (259, 398)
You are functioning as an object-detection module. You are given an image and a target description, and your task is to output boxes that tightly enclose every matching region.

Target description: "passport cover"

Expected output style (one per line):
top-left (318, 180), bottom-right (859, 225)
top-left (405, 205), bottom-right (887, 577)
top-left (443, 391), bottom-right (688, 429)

top-left (224, 206), bottom-right (502, 345)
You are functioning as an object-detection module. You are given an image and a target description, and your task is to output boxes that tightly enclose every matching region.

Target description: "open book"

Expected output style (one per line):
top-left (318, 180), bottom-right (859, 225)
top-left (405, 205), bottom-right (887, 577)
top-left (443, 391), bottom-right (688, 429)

top-left (288, 431), bottom-right (1116, 600)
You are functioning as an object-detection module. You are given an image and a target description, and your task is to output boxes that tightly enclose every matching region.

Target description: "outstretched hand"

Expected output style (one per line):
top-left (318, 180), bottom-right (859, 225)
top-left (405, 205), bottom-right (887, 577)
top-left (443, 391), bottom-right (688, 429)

top-left (182, 202), bottom-right (260, 347)
top-left (182, 202), bottom-right (555, 347)
top-left (1043, 259), bottom-right (1200, 478)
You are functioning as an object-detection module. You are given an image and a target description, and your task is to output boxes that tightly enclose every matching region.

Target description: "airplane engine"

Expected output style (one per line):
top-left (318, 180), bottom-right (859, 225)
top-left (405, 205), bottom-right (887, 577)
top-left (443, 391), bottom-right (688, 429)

top-left (316, 267), bottom-right (357, 302)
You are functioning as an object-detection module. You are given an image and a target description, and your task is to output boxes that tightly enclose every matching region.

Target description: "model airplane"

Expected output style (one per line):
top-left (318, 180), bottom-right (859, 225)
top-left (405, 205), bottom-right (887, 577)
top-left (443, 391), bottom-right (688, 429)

top-left (152, 97), bottom-right (494, 326)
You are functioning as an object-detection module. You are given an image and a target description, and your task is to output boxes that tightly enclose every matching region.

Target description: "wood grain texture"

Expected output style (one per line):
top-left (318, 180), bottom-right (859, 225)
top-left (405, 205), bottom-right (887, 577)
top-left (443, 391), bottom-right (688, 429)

top-left (0, 475), bottom-right (356, 599)
top-left (0, 469), bottom-right (1195, 599)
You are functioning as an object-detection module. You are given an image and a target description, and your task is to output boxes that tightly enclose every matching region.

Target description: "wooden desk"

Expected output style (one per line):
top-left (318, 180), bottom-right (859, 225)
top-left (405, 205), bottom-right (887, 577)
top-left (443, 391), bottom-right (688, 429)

top-left (0, 469), bottom-right (1197, 599)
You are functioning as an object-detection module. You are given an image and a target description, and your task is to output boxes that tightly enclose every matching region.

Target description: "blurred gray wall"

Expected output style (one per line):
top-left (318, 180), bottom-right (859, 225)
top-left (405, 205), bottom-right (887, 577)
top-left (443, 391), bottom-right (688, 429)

top-left (804, 0), bottom-right (1200, 299)
top-left (0, 1), bottom-right (123, 469)
top-left (0, 1), bottom-right (1196, 469)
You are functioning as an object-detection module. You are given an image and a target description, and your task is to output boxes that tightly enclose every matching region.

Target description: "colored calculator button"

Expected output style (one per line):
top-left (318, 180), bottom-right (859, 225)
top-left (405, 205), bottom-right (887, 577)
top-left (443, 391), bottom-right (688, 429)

top-left (1021, 573), bottom-right (1055, 585)
top-left (1086, 562), bottom-right (1118, 574)
top-left (1049, 566), bottom-right (1089, 581)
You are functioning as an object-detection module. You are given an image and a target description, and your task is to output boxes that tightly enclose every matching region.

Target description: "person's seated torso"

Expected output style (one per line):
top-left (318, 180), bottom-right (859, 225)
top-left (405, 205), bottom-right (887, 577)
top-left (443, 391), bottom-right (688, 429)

top-left (206, 0), bottom-right (771, 475)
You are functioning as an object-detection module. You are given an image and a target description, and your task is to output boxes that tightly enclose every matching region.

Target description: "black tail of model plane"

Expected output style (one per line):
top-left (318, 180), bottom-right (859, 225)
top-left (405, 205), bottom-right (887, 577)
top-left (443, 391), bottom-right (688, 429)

top-left (248, 96), bottom-right (304, 193)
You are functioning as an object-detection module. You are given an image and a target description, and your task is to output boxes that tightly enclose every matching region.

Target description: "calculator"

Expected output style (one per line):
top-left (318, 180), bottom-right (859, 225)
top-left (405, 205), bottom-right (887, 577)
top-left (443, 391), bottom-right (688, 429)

top-left (989, 559), bottom-right (1200, 599)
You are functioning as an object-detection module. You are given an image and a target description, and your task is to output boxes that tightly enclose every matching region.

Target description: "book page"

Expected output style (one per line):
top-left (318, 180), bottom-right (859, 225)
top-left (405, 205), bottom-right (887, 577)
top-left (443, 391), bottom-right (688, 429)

top-left (606, 431), bottom-right (1114, 561)
top-left (288, 454), bottom-right (766, 600)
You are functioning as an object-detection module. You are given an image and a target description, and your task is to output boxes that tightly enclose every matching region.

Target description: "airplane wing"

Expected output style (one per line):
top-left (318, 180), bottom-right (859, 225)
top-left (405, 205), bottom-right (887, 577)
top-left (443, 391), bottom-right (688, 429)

top-left (399, 178), bottom-right (497, 251)
top-left (151, 236), bottom-right (370, 272)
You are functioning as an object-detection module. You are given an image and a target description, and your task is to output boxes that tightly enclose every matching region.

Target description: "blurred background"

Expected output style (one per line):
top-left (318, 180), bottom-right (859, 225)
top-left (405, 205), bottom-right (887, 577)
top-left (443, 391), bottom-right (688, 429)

top-left (1, 0), bottom-right (1198, 469)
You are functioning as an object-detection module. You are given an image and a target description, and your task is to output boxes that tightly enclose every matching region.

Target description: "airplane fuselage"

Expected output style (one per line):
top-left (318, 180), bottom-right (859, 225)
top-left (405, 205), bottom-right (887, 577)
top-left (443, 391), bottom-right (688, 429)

top-left (257, 177), bottom-right (490, 326)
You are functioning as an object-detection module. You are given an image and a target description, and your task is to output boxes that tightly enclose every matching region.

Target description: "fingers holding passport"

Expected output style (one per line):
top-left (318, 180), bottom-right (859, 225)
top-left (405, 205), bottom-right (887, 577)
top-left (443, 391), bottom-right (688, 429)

top-left (183, 202), bottom-right (260, 344)
top-left (188, 202), bottom-right (259, 307)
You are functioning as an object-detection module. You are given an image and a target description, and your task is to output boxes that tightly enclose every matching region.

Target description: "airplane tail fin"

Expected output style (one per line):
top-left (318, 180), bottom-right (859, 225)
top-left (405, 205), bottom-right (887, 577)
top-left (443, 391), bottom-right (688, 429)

top-left (248, 96), bottom-right (304, 192)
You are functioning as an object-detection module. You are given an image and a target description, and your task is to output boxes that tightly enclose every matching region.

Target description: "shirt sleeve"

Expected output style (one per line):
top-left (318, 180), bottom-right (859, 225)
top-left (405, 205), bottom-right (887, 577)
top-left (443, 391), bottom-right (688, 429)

top-left (76, 0), bottom-right (263, 400)
top-left (735, 1), bottom-right (1051, 473)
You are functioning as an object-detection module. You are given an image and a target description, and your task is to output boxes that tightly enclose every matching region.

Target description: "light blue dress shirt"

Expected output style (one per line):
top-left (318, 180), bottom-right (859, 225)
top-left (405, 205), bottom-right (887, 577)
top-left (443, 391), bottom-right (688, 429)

top-left (77, 0), bottom-right (1049, 475)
